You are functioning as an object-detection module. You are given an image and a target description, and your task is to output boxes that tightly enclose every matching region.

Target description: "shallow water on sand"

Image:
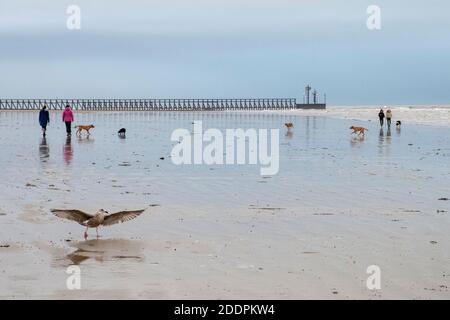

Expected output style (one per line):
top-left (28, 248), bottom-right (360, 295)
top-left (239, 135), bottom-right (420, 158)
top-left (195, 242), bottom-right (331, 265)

top-left (1, 111), bottom-right (449, 211)
top-left (0, 111), bottom-right (449, 299)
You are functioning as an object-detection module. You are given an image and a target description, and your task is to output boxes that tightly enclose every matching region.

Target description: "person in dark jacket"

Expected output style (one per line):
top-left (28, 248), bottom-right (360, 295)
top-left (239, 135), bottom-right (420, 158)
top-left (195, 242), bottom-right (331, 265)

top-left (39, 105), bottom-right (50, 136)
top-left (378, 109), bottom-right (385, 127)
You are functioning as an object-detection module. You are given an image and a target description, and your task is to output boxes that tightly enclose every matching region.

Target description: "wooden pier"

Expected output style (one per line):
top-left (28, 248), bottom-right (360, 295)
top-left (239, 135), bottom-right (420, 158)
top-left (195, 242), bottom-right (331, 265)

top-left (0, 98), bottom-right (310, 111)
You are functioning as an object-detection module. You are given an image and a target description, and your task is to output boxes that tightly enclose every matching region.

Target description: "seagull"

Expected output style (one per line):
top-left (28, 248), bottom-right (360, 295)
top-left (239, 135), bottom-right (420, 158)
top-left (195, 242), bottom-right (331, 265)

top-left (51, 208), bottom-right (146, 239)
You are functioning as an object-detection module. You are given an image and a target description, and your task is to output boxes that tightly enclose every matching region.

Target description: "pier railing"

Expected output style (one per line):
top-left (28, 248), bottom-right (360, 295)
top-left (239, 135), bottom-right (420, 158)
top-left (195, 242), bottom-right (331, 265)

top-left (0, 98), bottom-right (297, 111)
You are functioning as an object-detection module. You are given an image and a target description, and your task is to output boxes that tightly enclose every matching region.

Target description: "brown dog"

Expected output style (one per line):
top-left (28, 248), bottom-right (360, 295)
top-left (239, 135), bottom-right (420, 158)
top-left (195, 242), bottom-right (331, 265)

top-left (75, 125), bottom-right (95, 136)
top-left (285, 123), bottom-right (294, 129)
top-left (350, 126), bottom-right (368, 136)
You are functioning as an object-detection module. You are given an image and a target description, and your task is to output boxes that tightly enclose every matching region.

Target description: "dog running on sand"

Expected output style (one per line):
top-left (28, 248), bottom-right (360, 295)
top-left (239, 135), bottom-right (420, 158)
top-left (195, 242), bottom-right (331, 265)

top-left (285, 123), bottom-right (294, 130)
top-left (118, 128), bottom-right (126, 136)
top-left (350, 126), bottom-right (368, 136)
top-left (75, 125), bottom-right (95, 136)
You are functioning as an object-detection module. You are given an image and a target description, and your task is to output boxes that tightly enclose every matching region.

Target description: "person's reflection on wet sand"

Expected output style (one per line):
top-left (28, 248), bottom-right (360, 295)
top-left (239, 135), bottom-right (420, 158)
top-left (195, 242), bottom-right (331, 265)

top-left (379, 128), bottom-right (384, 139)
top-left (63, 136), bottom-right (73, 165)
top-left (39, 137), bottom-right (50, 162)
top-left (378, 128), bottom-right (385, 153)
top-left (386, 127), bottom-right (392, 144)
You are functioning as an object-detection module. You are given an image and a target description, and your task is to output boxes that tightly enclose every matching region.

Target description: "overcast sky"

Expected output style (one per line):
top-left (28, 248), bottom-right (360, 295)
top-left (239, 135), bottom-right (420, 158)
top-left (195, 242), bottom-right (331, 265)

top-left (0, 0), bottom-right (449, 105)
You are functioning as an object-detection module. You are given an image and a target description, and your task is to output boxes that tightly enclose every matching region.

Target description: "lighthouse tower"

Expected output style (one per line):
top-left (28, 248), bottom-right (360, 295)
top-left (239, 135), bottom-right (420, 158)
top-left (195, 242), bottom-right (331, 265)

top-left (305, 85), bottom-right (312, 104)
top-left (297, 84), bottom-right (326, 109)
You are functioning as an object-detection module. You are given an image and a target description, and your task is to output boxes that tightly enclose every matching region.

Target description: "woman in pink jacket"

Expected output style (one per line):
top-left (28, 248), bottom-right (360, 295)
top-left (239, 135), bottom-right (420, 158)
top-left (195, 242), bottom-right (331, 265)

top-left (62, 105), bottom-right (74, 136)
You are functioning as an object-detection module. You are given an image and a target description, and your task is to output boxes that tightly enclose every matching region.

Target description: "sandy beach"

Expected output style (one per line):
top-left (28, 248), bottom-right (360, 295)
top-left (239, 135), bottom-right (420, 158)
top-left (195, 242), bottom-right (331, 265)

top-left (245, 105), bottom-right (450, 127)
top-left (1, 108), bottom-right (449, 299)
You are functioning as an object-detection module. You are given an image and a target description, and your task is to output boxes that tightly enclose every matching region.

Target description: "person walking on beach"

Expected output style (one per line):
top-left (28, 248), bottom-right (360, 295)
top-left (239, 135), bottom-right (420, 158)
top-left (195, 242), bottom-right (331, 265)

top-left (62, 105), bottom-right (74, 136)
top-left (386, 109), bottom-right (393, 127)
top-left (39, 105), bottom-right (50, 137)
top-left (378, 109), bottom-right (385, 127)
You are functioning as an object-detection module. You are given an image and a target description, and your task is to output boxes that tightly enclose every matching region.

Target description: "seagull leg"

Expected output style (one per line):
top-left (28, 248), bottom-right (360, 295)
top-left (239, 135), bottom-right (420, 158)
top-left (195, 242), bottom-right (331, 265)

top-left (84, 226), bottom-right (89, 239)
top-left (96, 227), bottom-right (99, 238)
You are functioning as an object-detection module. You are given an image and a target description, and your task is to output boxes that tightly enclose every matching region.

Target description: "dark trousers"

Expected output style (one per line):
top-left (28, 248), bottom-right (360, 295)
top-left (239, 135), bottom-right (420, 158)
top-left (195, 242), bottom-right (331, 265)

top-left (387, 118), bottom-right (391, 127)
top-left (379, 118), bottom-right (384, 126)
top-left (65, 122), bottom-right (72, 134)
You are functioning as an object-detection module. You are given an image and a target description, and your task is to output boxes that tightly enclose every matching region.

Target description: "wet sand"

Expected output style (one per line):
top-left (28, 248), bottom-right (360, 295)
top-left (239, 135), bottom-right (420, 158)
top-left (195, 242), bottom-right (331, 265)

top-left (284, 105), bottom-right (450, 127)
top-left (0, 110), bottom-right (449, 299)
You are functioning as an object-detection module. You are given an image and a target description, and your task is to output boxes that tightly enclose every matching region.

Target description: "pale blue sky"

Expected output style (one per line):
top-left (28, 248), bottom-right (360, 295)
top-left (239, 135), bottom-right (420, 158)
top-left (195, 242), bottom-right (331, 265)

top-left (0, 0), bottom-right (449, 104)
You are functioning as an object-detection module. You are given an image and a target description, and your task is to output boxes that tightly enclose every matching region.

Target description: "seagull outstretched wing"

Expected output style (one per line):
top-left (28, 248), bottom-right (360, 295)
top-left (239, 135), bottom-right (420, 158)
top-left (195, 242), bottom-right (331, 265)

top-left (51, 209), bottom-right (92, 225)
top-left (102, 209), bottom-right (146, 226)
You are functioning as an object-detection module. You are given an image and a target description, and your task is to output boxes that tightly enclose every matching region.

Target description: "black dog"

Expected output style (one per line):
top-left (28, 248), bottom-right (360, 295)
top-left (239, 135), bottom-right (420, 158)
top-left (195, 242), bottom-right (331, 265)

top-left (396, 121), bottom-right (402, 128)
top-left (118, 128), bottom-right (126, 136)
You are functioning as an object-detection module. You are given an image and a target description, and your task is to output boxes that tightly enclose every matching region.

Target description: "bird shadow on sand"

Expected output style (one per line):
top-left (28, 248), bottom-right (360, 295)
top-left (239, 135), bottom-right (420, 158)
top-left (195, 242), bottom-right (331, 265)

top-left (55, 239), bottom-right (144, 266)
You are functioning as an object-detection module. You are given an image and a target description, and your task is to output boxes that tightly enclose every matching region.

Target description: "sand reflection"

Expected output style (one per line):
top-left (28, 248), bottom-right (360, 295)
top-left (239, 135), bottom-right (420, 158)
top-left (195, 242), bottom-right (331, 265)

top-left (386, 127), bottom-right (392, 144)
top-left (77, 135), bottom-right (94, 144)
top-left (350, 135), bottom-right (365, 146)
top-left (39, 137), bottom-right (50, 162)
top-left (63, 239), bottom-right (144, 265)
top-left (63, 136), bottom-right (73, 165)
